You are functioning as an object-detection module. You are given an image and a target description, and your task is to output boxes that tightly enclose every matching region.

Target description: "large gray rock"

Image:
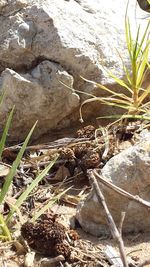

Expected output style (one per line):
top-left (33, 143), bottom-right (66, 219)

top-left (0, 62), bottom-right (79, 140)
top-left (76, 139), bottom-right (150, 236)
top-left (0, 0), bottom-right (148, 140)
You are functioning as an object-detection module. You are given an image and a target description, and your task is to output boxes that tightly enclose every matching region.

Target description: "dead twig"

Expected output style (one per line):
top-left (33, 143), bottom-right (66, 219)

top-left (6, 137), bottom-right (90, 152)
top-left (89, 170), bottom-right (128, 267)
top-left (118, 212), bottom-right (126, 236)
top-left (93, 170), bottom-right (150, 209)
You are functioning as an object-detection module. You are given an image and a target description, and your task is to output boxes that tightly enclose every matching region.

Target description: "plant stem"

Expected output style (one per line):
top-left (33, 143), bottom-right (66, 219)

top-left (0, 213), bottom-right (11, 241)
top-left (132, 59), bottom-right (138, 109)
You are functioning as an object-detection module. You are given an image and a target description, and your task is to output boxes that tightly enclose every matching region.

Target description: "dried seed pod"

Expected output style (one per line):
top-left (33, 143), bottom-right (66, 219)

top-left (73, 143), bottom-right (93, 159)
top-left (21, 222), bottom-right (34, 242)
top-left (59, 148), bottom-right (75, 160)
top-left (55, 243), bottom-right (71, 259)
top-left (67, 229), bottom-right (79, 241)
top-left (20, 213), bottom-right (75, 259)
top-left (76, 125), bottom-right (95, 139)
top-left (82, 151), bottom-right (101, 169)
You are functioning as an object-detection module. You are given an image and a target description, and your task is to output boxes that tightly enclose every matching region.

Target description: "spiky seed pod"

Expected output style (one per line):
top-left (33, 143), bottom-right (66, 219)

top-left (21, 222), bottom-right (34, 242)
top-left (76, 125), bottom-right (95, 139)
top-left (55, 243), bottom-right (71, 259)
top-left (73, 143), bottom-right (93, 159)
top-left (82, 151), bottom-right (101, 169)
top-left (21, 211), bottom-right (80, 259)
top-left (67, 229), bottom-right (79, 241)
top-left (59, 148), bottom-right (75, 160)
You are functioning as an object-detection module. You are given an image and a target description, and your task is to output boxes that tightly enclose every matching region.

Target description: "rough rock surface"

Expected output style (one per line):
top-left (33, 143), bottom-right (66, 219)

top-left (0, 0), bottom-right (148, 140)
top-left (76, 139), bottom-right (150, 236)
top-left (0, 62), bottom-right (79, 140)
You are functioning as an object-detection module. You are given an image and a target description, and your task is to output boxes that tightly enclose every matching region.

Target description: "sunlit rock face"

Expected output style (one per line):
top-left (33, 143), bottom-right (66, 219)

top-left (0, 0), bottom-right (148, 141)
top-left (76, 139), bottom-right (150, 236)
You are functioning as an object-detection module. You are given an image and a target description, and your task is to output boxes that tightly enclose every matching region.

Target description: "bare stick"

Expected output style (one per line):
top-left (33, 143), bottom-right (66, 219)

top-left (118, 212), bottom-right (126, 236)
top-left (89, 171), bottom-right (128, 267)
top-left (93, 170), bottom-right (150, 209)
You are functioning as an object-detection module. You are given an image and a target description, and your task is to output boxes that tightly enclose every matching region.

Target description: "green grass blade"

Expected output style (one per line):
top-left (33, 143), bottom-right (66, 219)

top-left (0, 122), bottom-right (37, 205)
top-left (116, 49), bottom-right (132, 86)
top-left (136, 20), bottom-right (150, 57)
top-left (138, 84), bottom-right (150, 105)
top-left (96, 82), bottom-right (132, 100)
top-left (0, 213), bottom-right (11, 241)
top-left (137, 43), bottom-right (149, 87)
top-left (125, 17), bottom-right (133, 59)
top-left (133, 25), bottom-right (140, 59)
top-left (60, 80), bottom-right (95, 98)
top-left (6, 156), bottom-right (58, 223)
top-left (79, 96), bottom-right (133, 122)
top-left (0, 91), bottom-right (5, 107)
top-left (80, 76), bottom-right (132, 100)
top-left (97, 114), bottom-right (150, 120)
top-left (122, 62), bottom-right (132, 86)
top-left (0, 107), bottom-right (15, 159)
top-left (32, 187), bottom-right (71, 222)
top-left (107, 71), bottom-right (132, 93)
top-left (97, 97), bottom-right (134, 109)
top-left (140, 100), bottom-right (150, 109)
top-left (99, 96), bottom-right (131, 105)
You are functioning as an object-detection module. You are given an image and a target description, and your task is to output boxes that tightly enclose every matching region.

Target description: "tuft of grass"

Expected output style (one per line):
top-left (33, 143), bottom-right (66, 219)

top-left (0, 122), bottom-right (37, 240)
top-left (0, 122), bottom-right (37, 205)
top-left (5, 156), bottom-right (58, 224)
top-left (32, 186), bottom-right (72, 222)
top-left (0, 111), bottom-right (67, 242)
top-left (79, 17), bottom-right (150, 124)
top-left (0, 116), bottom-right (60, 241)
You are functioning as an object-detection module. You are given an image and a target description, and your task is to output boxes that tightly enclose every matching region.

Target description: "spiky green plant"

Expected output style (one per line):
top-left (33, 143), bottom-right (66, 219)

top-left (0, 122), bottom-right (37, 240)
top-left (79, 17), bottom-right (150, 124)
top-left (0, 108), bottom-right (59, 242)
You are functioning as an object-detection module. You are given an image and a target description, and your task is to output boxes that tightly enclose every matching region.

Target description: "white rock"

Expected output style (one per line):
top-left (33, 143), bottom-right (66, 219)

top-left (76, 140), bottom-right (150, 236)
top-left (0, 0), bottom-right (149, 140)
top-left (0, 62), bottom-right (79, 140)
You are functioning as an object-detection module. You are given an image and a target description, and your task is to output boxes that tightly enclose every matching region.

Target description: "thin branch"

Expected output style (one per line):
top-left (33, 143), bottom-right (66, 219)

top-left (119, 212), bottom-right (126, 236)
top-left (93, 170), bottom-right (150, 209)
top-left (88, 171), bottom-right (128, 267)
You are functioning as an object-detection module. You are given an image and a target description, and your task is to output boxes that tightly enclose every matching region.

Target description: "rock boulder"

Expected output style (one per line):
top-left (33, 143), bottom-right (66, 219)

top-left (76, 139), bottom-right (150, 236)
top-left (0, 0), bottom-right (148, 140)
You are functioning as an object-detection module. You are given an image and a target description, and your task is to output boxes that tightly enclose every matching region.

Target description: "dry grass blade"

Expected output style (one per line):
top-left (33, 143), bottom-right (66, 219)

top-left (0, 214), bottom-right (11, 241)
top-left (32, 186), bottom-right (72, 222)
